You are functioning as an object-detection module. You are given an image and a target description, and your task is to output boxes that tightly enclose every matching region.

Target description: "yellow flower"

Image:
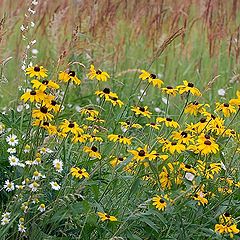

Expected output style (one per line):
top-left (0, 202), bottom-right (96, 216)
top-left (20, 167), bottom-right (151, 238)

top-left (184, 101), bottom-right (206, 116)
top-left (229, 90), bottom-right (240, 106)
top-left (108, 134), bottom-right (132, 145)
top-left (87, 65), bottom-right (110, 81)
top-left (110, 156), bottom-right (126, 167)
top-left (152, 195), bottom-right (167, 211)
top-left (31, 79), bottom-right (59, 91)
top-left (26, 65), bottom-right (47, 79)
top-left (71, 167), bottom-right (89, 179)
top-left (177, 80), bottom-right (201, 96)
top-left (159, 170), bottom-right (172, 189)
top-left (20, 89), bottom-right (45, 103)
top-left (32, 107), bottom-right (54, 121)
top-left (83, 146), bottom-right (101, 159)
top-left (95, 88), bottom-right (118, 100)
top-left (156, 117), bottom-right (179, 128)
top-left (72, 134), bottom-right (89, 143)
top-left (106, 96), bottom-right (124, 107)
top-left (80, 108), bottom-right (99, 117)
top-left (146, 122), bottom-right (161, 130)
top-left (59, 70), bottom-right (81, 85)
top-left (97, 212), bottom-right (117, 221)
top-left (119, 121), bottom-right (142, 130)
top-left (216, 102), bottom-right (236, 117)
top-left (86, 116), bottom-right (105, 123)
top-left (128, 145), bottom-right (150, 162)
top-left (131, 106), bottom-right (152, 118)
top-left (139, 70), bottom-right (163, 88)
top-left (161, 86), bottom-right (178, 96)
top-left (193, 191), bottom-right (208, 206)
top-left (171, 131), bottom-right (194, 145)
top-left (162, 141), bottom-right (186, 154)
top-left (59, 120), bottom-right (84, 135)
top-left (196, 135), bottom-right (219, 155)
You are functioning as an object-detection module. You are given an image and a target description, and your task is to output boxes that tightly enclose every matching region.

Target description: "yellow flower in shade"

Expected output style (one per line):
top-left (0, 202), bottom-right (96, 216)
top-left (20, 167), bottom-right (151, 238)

top-left (208, 116), bottom-right (225, 135)
top-left (216, 102), bottom-right (236, 117)
top-left (161, 86), bottom-right (178, 96)
top-left (152, 195), bottom-right (167, 211)
top-left (223, 129), bottom-right (236, 138)
top-left (229, 90), bottom-right (240, 106)
top-left (156, 117), bottom-right (179, 128)
top-left (162, 141), bottom-right (186, 154)
top-left (97, 212), bottom-right (117, 221)
top-left (196, 134), bottom-right (219, 155)
top-left (159, 170), bottom-right (172, 189)
top-left (59, 70), bottom-right (81, 85)
top-left (196, 160), bottom-right (221, 179)
top-left (87, 65), bottom-right (110, 81)
top-left (181, 164), bottom-right (197, 174)
top-left (184, 101), bottom-right (207, 116)
top-left (106, 96), bottom-right (124, 107)
top-left (83, 146), bottom-right (101, 159)
top-left (26, 65), bottom-right (47, 79)
top-left (72, 133), bottom-right (89, 143)
top-left (32, 120), bottom-right (57, 135)
top-left (95, 88), bottom-right (118, 100)
top-left (71, 167), bottom-right (89, 179)
top-left (59, 120), bottom-right (84, 135)
top-left (80, 108), bottom-right (99, 117)
top-left (43, 99), bottom-right (61, 113)
top-left (108, 134), bottom-right (132, 145)
top-left (193, 191), bottom-right (208, 206)
top-left (87, 134), bottom-right (103, 143)
top-left (32, 107), bottom-right (54, 121)
top-left (31, 79), bottom-right (59, 91)
top-left (139, 70), bottom-right (163, 88)
top-left (177, 80), bottom-right (201, 96)
top-left (110, 156), bottom-right (126, 167)
top-left (20, 89), bottom-right (45, 103)
top-left (146, 122), bottom-right (161, 130)
top-left (131, 106), bottom-right (152, 118)
top-left (171, 131), bottom-right (194, 145)
top-left (119, 121), bottom-right (142, 130)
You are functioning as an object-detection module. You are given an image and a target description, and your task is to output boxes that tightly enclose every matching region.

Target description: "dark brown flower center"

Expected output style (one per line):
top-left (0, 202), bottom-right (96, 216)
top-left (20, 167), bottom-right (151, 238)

top-left (103, 88), bottom-right (110, 94)
top-left (167, 86), bottom-right (173, 89)
top-left (51, 100), bottom-right (57, 106)
top-left (187, 82), bottom-right (194, 87)
top-left (200, 118), bottom-right (206, 123)
top-left (139, 107), bottom-right (145, 112)
top-left (78, 170), bottom-right (83, 174)
top-left (34, 66), bottom-right (40, 72)
top-left (105, 214), bottom-right (110, 218)
top-left (43, 122), bottom-right (49, 126)
top-left (181, 131), bottom-right (188, 138)
top-left (68, 123), bottom-right (75, 128)
top-left (96, 70), bottom-right (102, 75)
top-left (205, 135), bottom-right (210, 139)
top-left (150, 73), bottom-right (156, 79)
top-left (224, 103), bottom-right (229, 107)
top-left (224, 212), bottom-right (230, 217)
top-left (166, 118), bottom-right (172, 122)
top-left (204, 140), bottom-right (211, 145)
top-left (192, 101), bottom-right (199, 105)
top-left (40, 106), bottom-right (48, 114)
top-left (160, 199), bottom-right (165, 203)
top-left (118, 157), bottom-right (124, 161)
top-left (42, 80), bottom-right (49, 85)
top-left (150, 122), bottom-right (156, 126)
top-left (185, 164), bottom-right (192, 169)
top-left (91, 146), bottom-right (98, 152)
top-left (138, 150), bottom-right (145, 156)
top-left (30, 90), bottom-right (37, 95)
top-left (68, 71), bottom-right (75, 77)
top-left (171, 142), bottom-right (177, 145)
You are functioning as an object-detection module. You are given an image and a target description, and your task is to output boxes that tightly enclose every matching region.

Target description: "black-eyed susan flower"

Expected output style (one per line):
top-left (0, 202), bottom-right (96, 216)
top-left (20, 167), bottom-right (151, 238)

top-left (156, 117), bottom-right (179, 128)
top-left (72, 133), bottom-right (89, 143)
top-left (196, 160), bottom-right (221, 179)
top-left (31, 79), bottom-right (59, 91)
top-left (162, 141), bottom-right (186, 154)
top-left (229, 90), bottom-right (240, 106)
top-left (59, 70), bottom-right (81, 85)
top-left (108, 134), bottom-right (132, 145)
top-left (184, 101), bottom-right (207, 116)
top-left (216, 102), bottom-right (236, 117)
top-left (152, 195), bottom-right (167, 211)
top-left (128, 145), bottom-right (150, 162)
top-left (119, 121), bottom-right (142, 131)
top-left (80, 107), bottom-right (99, 117)
top-left (26, 65), bottom-right (47, 79)
top-left (196, 134), bottom-right (219, 155)
top-left (87, 65), bottom-right (110, 81)
top-left (139, 70), bottom-right (163, 88)
top-left (32, 106), bottom-right (54, 121)
top-left (193, 191), bottom-right (208, 206)
top-left (43, 99), bottom-right (61, 113)
top-left (106, 96), bottom-right (124, 107)
top-left (59, 120), bottom-right (84, 135)
top-left (177, 80), bottom-right (201, 96)
top-left (159, 169), bottom-right (172, 189)
top-left (161, 86), bottom-right (178, 96)
top-left (171, 130), bottom-right (194, 145)
top-left (95, 88), bottom-right (118, 100)
top-left (83, 146), bottom-right (101, 159)
top-left (131, 106), bottom-right (152, 118)
top-left (32, 120), bottom-right (57, 135)
top-left (20, 89), bottom-right (45, 103)
top-left (86, 116), bottom-right (105, 123)
top-left (110, 156), bottom-right (126, 167)
top-left (71, 167), bottom-right (89, 179)
top-left (97, 212), bottom-right (117, 221)
top-left (146, 122), bottom-right (161, 130)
